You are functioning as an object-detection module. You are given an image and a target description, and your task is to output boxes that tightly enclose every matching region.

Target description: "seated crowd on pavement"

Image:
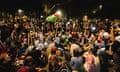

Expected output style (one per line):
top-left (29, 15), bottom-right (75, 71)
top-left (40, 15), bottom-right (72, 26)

top-left (0, 15), bottom-right (120, 72)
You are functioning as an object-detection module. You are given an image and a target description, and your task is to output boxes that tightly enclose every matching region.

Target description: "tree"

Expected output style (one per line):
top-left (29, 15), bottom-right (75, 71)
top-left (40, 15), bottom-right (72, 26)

top-left (41, 0), bottom-right (73, 16)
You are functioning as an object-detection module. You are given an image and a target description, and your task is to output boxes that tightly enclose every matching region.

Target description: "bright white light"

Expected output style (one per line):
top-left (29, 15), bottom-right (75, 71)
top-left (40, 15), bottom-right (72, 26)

top-left (56, 10), bottom-right (62, 16)
top-left (99, 5), bottom-right (103, 9)
top-left (18, 9), bottom-right (23, 13)
top-left (91, 27), bottom-right (96, 30)
top-left (67, 22), bottom-right (70, 24)
top-left (41, 15), bottom-right (43, 18)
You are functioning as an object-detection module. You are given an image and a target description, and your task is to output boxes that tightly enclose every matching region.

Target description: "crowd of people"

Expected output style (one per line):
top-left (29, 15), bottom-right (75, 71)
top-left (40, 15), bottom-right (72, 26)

top-left (0, 15), bottom-right (120, 72)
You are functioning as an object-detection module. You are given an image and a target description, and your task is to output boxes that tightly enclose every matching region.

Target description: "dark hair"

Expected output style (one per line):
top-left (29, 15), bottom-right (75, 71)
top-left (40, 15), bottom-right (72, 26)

top-left (24, 56), bottom-right (34, 66)
top-left (90, 48), bottom-right (97, 56)
top-left (73, 49), bottom-right (80, 57)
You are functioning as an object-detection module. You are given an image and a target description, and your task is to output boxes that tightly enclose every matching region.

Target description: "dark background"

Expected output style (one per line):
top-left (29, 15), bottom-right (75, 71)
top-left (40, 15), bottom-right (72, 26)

top-left (0, 0), bottom-right (120, 18)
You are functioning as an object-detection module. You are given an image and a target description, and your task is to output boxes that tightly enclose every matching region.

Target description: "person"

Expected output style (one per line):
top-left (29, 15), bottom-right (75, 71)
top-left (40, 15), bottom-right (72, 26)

top-left (0, 52), bottom-right (16, 72)
top-left (84, 49), bottom-right (97, 72)
top-left (70, 48), bottom-right (85, 72)
top-left (17, 56), bottom-right (36, 72)
top-left (48, 46), bottom-right (58, 72)
top-left (111, 34), bottom-right (120, 72)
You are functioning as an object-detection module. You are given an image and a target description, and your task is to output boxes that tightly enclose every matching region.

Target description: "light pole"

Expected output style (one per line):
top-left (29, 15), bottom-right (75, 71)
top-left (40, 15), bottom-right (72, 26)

top-left (98, 4), bottom-right (103, 18)
top-left (99, 4), bottom-right (103, 10)
top-left (18, 9), bottom-right (24, 17)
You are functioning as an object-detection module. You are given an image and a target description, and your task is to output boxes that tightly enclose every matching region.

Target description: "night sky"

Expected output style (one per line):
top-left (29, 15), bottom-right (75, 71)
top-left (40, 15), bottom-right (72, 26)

top-left (0, 0), bottom-right (120, 18)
